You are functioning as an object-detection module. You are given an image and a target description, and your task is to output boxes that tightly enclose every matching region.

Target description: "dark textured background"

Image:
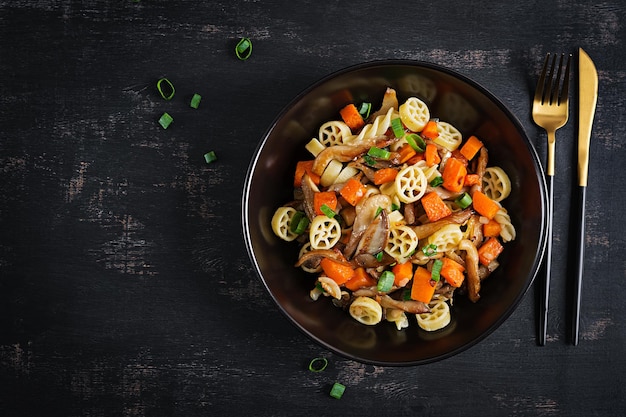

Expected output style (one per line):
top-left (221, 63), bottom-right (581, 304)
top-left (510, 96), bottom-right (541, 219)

top-left (1, 1), bottom-right (624, 416)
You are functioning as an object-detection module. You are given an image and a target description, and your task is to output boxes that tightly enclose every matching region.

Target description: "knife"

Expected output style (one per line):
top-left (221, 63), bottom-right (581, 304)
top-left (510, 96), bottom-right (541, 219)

top-left (572, 48), bottom-right (598, 345)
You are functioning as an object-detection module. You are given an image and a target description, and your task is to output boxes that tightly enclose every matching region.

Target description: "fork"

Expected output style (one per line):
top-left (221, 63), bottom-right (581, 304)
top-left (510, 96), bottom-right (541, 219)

top-left (532, 52), bottom-right (572, 346)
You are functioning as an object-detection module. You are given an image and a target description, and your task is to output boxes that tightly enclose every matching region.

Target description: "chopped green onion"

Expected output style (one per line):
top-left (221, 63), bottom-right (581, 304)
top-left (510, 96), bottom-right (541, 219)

top-left (367, 146), bottom-right (391, 160)
top-left (402, 289), bottom-right (412, 301)
top-left (358, 102), bottom-right (371, 119)
top-left (190, 93), bottom-right (202, 109)
top-left (293, 216), bottom-right (309, 234)
top-left (156, 78), bottom-right (175, 100)
top-left (363, 155), bottom-right (376, 166)
top-left (290, 211), bottom-right (305, 231)
top-left (158, 112), bottom-right (173, 129)
top-left (429, 176), bottom-right (444, 187)
top-left (308, 357), bottom-right (328, 373)
top-left (320, 204), bottom-right (336, 218)
top-left (290, 211), bottom-right (309, 234)
top-left (391, 203), bottom-right (400, 211)
top-left (390, 118), bottom-right (405, 138)
top-left (431, 259), bottom-right (443, 282)
top-left (422, 244), bottom-right (437, 257)
top-left (204, 151), bottom-right (217, 164)
top-left (330, 382), bottom-right (346, 399)
top-left (406, 133), bottom-right (426, 152)
top-left (374, 206), bottom-right (383, 218)
top-left (235, 37), bottom-right (252, 60)
top-left (455, 192), bottom-right (473, 209)
top-left (377, 270), bottom-right (395, 292)
top-left (375, 251), bottom-right (384, 262)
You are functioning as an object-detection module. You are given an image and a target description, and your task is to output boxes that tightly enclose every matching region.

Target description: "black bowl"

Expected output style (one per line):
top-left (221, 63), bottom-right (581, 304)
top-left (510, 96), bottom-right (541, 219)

top-left (242, 60), bottom-right (547, 366)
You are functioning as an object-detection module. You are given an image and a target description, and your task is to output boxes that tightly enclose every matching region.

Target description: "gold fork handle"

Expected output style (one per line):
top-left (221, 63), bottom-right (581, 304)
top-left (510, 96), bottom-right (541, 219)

top-left (547, 129), bottom-right (556, 176)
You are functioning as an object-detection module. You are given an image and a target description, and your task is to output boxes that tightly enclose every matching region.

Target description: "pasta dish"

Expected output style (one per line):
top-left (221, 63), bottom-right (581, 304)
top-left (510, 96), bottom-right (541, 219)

top-left (271, 88), bottom-right (515, 332)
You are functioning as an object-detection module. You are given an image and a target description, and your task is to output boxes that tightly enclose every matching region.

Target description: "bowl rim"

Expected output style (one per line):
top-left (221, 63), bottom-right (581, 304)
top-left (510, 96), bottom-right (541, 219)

top-left (242, 59), bottom-right (548, 366)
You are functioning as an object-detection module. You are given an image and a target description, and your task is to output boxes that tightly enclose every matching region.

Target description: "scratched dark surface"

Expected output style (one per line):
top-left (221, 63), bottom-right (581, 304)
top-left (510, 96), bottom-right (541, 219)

top-left (1, 1), bottom-right (625, 416)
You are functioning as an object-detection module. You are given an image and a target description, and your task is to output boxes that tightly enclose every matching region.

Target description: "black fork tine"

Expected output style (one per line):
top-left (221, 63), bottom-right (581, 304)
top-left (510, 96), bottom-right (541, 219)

top-left (551, 54), bottom-right (564, 104)
top-left (544, 54), bottom-right (557, 104)
top-left (536, 53), bottom-right (571, 106)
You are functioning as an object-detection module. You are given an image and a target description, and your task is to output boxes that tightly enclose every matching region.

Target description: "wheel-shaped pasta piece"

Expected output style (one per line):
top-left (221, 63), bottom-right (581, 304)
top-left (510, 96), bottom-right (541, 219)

top-left (386, 308), bottom-right (409, 330)
top-left (399, 97), bottom-right (430, 132)
top-left (319, 121), bottom-right (351, 146)
top-left (416, 297), bottom-right (451, 331)
top-left (482, 166), bottom-right (512, 202)
top-left (349, 296), bottom-right (383, 325)
top-left (309, 215), bottom-right (341, 249)
top-left (395, 164), bottom-right (428, 203)
top-left (320, 159), bottom-right (343, 187)
top-left (433, 121), bottom-right (463, 151)
top-left (427, 224), bottom-right (463, 253)
top-left (271, 207), bottom-right (299, 242)
top-left (298, 242), bottom-right (322, 273)
top-left (317, 276), bottom-right (342, 299)
top-left (385, 225), bottom-right (419, 262)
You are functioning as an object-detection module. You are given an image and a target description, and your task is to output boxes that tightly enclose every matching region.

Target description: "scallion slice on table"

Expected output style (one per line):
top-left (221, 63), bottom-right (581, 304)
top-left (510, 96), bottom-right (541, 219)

top-left (377, 270), bottom-right (395, 292)
top-left (190, 93), bottom-right (202, 109)
top-left (235, 37), bottom-right (252, 60)
top-left (308, 357), bottom-right (328, 373)
top-left (204, 151), bottom-right (217, 164)
top-left (158, 112), bottom-right (173, 129)
top-left (330, 382), bottom-right (346, 399)
top-left (156, 78), bottom-right (175, 100)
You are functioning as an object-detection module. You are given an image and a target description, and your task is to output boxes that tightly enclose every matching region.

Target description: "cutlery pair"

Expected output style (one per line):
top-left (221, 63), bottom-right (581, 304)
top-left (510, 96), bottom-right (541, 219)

top-left (531, 48), bottom-right (598, 345)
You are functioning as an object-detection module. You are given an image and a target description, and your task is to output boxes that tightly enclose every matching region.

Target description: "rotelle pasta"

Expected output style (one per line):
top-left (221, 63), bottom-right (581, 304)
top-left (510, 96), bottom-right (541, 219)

top-left (271, 88), bottom-right (516, 332)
